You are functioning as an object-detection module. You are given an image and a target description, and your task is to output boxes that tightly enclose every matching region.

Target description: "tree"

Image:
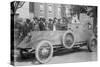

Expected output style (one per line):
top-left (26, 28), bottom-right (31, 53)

top-left (11, 1), bottom-right (25, 15)
top-left (11, 1), bottom-right (25, 46)
top-left (70, 5), bottom-right (87, 17)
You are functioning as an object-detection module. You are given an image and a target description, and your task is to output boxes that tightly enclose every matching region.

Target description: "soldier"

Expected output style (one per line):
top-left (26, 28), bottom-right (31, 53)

top-left (53, 17), bottom-right (57, 31)
top-left (72, 14), bottom-right (80, 23)
top-left (33, 17), bottom-right (40, 31)
top-left (48, 19), bottom-right (53, 30)
top-left (42, 18), bottom-right (46, 30)
top-left (39, 18), bottom-right (45, 31)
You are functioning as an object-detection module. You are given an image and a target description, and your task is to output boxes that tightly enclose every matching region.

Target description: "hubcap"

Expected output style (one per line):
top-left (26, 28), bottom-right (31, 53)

top-left (38, 43), bottom-right (51, 61)
top-left (65, 33), bottom-right (74, 47)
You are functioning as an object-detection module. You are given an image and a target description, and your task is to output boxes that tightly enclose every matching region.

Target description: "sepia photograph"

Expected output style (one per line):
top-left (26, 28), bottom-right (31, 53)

top-left (11, 1), bottom-right (97, 66)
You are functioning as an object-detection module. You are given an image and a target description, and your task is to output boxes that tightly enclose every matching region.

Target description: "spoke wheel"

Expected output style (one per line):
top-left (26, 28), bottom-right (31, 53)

top-left (63, 32), bottom-right (74, 49)
top-left (35, 41), bottom-right (53, 64)
top-left (88, 39), bottom-right (97, 52)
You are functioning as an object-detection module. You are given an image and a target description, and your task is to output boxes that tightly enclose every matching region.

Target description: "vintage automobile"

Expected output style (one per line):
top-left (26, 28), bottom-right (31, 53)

top-left (16, 13), bottom-right (97, 64)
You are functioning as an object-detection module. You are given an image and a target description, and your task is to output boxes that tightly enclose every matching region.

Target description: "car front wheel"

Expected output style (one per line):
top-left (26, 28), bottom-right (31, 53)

top-left (35, 40), bottom-right (53, 64)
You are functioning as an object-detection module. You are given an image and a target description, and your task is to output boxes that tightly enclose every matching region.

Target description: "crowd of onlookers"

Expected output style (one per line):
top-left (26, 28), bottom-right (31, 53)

top-left (14, 16), bottom-right (69, 45)
top-left (13, 13), bottom-right (97, 46)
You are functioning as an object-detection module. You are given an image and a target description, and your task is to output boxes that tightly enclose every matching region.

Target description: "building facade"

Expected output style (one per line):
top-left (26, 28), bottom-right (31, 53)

top-left (29, 2), bottom-right (62, 19)
top-left (29, 2), bottom-right (72, 20)
top-left (17, 2), bottom-right (72, 20)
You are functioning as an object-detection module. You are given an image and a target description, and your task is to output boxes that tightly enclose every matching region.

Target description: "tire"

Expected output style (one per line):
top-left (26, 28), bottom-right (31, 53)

top-left (87, 38), bottom-right (97, 52)
top-left (35, 40), bottom-right (53, 64)
top-left (63, 31), bottom-right (75, 49)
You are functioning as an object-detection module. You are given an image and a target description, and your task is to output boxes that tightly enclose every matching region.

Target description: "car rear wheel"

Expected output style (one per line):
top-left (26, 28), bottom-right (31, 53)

top-left (87, 38), bottom-right (97, 52)
top-left (35, 41), bottom-right (53, 64)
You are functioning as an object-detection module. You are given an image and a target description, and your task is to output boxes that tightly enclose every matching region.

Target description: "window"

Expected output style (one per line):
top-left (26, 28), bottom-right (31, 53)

top-left (57, 7), bottom-right (61, 18)
top-left (40, 4), bottom-right (44, 13)
top-left (48, 5), bottom-right (52, 13)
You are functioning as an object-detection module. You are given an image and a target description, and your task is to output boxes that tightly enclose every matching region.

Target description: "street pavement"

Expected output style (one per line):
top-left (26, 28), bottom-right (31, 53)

top-left (14, 46), bottom-right (97, 66)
